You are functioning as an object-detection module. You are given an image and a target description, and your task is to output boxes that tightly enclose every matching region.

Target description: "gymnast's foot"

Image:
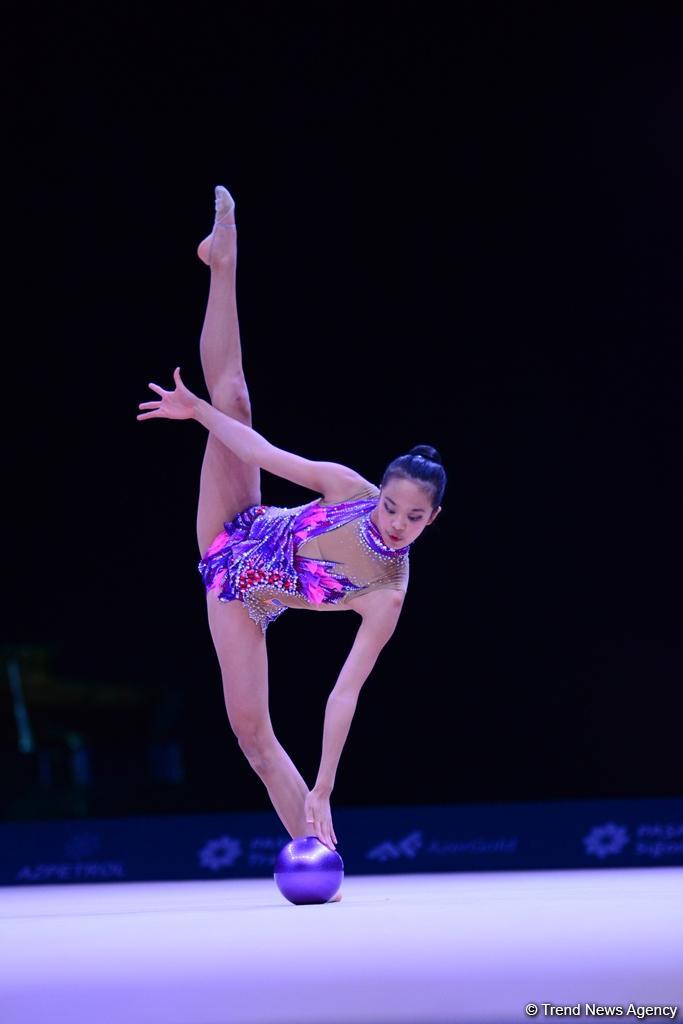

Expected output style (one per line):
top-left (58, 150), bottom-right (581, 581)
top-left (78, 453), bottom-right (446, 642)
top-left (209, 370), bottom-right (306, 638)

top-left (328, 890), bottom-right (343, 903)
top-left (197, 185), bottom-right (236, 267)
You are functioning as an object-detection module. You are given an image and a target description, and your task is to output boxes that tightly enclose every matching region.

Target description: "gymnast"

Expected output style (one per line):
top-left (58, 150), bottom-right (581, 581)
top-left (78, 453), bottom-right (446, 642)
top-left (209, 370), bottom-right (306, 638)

top-left (137, 187), bottom-right (446, 890)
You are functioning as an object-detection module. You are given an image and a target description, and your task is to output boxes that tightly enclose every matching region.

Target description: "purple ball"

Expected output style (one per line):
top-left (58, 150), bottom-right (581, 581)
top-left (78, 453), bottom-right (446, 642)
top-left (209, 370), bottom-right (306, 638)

top-left (274, 836), bottom-right (344, 905)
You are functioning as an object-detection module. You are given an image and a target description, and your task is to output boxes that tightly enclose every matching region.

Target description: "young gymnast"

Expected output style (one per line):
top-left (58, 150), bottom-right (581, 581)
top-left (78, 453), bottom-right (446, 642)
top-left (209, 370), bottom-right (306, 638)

top-left (137, 187), bottom-right (446, 897)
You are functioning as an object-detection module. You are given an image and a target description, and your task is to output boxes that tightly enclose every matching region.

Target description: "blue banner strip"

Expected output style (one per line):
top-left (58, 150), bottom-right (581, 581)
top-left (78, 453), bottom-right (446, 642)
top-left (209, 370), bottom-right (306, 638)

top-left (1, 796), bottom-right (681, 885)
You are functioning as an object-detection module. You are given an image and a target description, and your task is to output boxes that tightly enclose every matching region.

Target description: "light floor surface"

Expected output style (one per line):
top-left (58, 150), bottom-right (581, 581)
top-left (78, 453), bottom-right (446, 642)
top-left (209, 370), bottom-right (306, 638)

top-left (1, 867), bottom-right (681, 1024)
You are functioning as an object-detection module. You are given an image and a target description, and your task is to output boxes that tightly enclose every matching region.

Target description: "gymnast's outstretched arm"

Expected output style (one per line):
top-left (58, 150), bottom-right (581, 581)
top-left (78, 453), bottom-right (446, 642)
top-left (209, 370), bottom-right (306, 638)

top-left (138, 366), bottom-right (366, 498)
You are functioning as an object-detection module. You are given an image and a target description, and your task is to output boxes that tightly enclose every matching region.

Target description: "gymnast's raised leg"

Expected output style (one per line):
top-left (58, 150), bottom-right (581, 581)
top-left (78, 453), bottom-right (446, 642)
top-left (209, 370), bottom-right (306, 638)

top-left (195, 187), bottom-right (310, 841)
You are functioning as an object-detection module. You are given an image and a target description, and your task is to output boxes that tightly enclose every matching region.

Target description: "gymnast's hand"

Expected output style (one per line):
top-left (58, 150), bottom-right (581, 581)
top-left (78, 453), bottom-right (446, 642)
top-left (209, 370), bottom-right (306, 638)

top-left (137, 367), bottom-right (198, 421)
top-left (305, 787), bottom-right (338, 852)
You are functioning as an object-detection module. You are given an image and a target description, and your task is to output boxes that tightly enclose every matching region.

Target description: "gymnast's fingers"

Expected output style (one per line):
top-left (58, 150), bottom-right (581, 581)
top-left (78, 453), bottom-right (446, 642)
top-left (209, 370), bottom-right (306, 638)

top-left (137, 411), bottom-right (159, 420)
top-left (138, 402), bottom-right (160, 410)
top-left (147, 382), bottom-right (166, 396)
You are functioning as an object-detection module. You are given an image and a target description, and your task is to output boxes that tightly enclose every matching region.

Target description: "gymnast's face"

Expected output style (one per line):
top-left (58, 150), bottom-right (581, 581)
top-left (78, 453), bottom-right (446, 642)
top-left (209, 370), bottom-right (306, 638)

top-left (371, 476), bottom-right (441, 549)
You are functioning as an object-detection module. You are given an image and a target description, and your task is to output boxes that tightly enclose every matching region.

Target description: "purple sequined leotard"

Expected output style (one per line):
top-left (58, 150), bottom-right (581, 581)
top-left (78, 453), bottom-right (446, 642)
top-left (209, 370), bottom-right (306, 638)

top-left (198, 481), bottom-right (410, 631)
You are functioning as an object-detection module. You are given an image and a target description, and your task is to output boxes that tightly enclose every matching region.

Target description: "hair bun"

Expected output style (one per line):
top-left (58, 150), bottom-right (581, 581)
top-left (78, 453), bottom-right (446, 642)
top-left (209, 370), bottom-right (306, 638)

top-left (408, 444), bottom-right (442, 466)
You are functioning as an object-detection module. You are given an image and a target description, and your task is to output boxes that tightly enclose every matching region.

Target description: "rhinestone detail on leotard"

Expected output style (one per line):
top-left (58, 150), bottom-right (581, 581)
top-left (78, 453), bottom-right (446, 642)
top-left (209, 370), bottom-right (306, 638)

top-left (357, 512), bottom-right (411, 562)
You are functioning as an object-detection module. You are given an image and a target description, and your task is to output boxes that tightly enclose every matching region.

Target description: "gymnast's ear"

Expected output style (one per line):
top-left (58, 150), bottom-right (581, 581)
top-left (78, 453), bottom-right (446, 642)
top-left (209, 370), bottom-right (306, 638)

top-left (427, 505), bottom-right (442, 525)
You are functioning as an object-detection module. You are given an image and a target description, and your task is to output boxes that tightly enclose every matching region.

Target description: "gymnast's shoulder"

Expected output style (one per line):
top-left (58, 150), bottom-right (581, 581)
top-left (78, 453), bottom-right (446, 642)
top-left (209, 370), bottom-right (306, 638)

top-left (348, 585), bottom-right (407, 622)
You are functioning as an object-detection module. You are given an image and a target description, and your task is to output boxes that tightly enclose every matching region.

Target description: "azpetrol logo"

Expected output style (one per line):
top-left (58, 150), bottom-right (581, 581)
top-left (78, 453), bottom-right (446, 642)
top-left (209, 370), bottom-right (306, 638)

top-left (63, 831), bottom-right (102, 860)
top-left (582, 822), bottom-right (630, 859)
top-left (15, 830), bottom-right (125, 883)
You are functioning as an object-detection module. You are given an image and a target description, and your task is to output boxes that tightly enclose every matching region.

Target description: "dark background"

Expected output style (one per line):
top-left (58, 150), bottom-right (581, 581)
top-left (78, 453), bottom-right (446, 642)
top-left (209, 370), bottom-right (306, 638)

top-left (2, 2), bottom-right (681, 822)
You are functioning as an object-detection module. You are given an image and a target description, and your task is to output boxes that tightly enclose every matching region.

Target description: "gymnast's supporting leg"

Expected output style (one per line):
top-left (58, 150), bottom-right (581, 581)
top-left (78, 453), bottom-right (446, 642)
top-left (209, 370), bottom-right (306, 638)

top-left (196, 188), bottom-right (311, 841)
top-left (205, 598), bottom-right (311, 841)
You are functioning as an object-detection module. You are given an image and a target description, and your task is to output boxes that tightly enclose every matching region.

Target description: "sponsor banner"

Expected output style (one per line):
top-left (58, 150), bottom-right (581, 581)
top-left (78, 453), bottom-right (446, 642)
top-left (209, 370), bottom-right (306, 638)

top-left (0, 796), bottom-right (681, 886)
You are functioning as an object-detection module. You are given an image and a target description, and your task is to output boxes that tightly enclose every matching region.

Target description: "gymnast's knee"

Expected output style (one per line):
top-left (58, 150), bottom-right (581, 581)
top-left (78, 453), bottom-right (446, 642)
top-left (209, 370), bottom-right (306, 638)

top-left (210, 374), bottom-right (252, 425)
top-left (233, 721), bottom-right (277, 776)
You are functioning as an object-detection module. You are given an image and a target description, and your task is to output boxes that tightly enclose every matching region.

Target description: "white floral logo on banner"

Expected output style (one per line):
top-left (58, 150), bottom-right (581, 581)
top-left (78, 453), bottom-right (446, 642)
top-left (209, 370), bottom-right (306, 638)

top-left (198, 835), bottom-right (243, 871)
top-left (582, 822), bottom-right (630, 859)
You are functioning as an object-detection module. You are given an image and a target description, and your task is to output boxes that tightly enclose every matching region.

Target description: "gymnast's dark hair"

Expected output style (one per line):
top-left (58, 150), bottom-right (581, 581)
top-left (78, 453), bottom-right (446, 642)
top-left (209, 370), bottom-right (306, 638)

top-left (380, 445), bottom-right (446, 509)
